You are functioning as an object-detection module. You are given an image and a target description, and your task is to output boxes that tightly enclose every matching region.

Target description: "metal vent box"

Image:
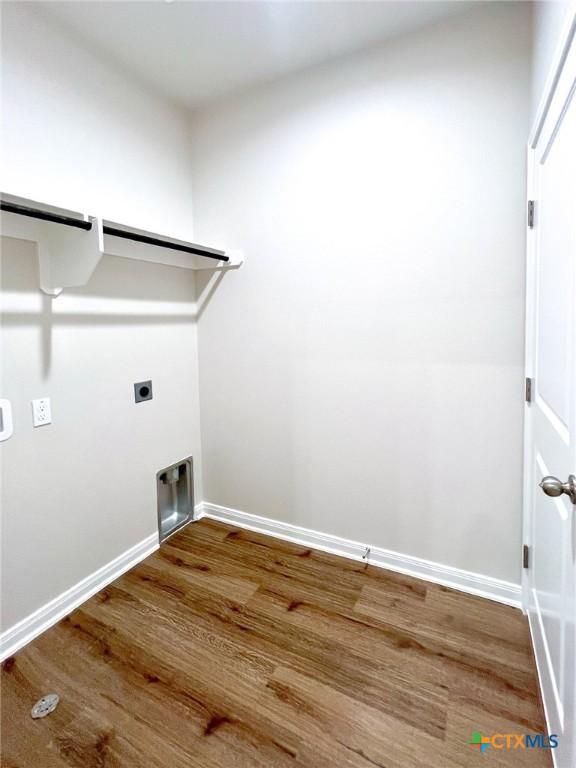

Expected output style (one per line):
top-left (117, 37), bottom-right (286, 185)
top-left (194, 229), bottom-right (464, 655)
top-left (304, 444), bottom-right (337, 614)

top-left (157, 457), bottom-right (194, 542)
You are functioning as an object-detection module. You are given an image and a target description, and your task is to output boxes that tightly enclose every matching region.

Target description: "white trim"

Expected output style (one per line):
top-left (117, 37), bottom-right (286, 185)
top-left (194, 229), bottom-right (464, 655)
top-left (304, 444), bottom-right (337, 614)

top-left (528, 608), bottom-right (560, 768)
top-left (0, 504), bottom-right (522, 662)
top-left (0, 532), bottom-right (159, 661)
top-left (198, 502), bottom-right (521, 608)
top-left (522, 142), bottom-right (537, 614)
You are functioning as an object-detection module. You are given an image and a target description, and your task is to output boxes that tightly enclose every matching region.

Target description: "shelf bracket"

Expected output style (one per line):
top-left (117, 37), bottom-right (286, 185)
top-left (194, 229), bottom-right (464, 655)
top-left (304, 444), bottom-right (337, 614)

top-left (1, 197), bottom-right (103, 296)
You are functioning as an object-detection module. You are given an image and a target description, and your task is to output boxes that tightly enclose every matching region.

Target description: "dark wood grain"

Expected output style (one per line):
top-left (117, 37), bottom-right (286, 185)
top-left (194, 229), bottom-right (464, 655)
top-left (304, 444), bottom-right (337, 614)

top-left (1, 519), bottom-right (551, 767)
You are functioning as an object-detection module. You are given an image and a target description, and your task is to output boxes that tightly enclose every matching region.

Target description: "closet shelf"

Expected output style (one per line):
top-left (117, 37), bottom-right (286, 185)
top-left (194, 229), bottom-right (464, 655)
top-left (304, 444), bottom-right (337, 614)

top-left (0, 193), bottom-right (244, 296)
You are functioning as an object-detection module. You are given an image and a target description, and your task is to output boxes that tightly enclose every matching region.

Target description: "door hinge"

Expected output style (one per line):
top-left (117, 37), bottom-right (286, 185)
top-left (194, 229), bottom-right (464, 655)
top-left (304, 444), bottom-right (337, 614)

top-left (528, 200), bottom-right (535, 229)
top-left (525, 377), bottom-right (533, 403)
top-left (523, 544), bottom-right (530, 569)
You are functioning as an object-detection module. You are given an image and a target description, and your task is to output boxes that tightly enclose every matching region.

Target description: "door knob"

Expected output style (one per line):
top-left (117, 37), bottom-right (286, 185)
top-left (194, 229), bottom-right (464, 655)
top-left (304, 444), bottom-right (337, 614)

top-left (540, 475), bottom-right (576, 504)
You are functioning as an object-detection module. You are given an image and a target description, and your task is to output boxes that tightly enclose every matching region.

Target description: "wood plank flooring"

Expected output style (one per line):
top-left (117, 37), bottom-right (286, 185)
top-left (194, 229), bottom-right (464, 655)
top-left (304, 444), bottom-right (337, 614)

top-left (1, 520), bottom-right (551, 767)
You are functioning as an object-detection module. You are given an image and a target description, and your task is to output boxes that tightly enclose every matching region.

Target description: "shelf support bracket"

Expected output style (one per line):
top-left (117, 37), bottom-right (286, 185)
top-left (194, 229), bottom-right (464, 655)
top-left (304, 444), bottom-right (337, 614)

top-left (1, 203), bottom-right (103, 296)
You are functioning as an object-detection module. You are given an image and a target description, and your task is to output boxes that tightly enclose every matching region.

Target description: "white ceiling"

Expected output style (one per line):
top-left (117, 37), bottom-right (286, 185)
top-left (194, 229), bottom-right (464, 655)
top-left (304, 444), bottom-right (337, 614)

top-left (40, 1), bottom-right (472, 110)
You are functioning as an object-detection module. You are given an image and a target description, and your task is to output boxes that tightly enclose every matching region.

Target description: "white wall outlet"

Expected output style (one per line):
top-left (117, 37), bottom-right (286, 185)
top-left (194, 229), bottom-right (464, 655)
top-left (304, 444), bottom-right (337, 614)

top-left (32, 398), bottom-right (52, 427)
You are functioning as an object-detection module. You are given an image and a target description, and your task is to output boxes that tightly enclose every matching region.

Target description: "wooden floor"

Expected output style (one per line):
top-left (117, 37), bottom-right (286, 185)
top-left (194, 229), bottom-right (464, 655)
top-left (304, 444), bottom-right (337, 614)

top-left (1, 520), bottom-right (550, 768)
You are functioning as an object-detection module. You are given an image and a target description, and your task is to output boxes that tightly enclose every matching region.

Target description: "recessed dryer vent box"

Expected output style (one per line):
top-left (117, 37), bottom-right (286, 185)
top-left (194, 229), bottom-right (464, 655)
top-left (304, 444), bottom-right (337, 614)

top-left (157, 457), bottom-right (194, 542)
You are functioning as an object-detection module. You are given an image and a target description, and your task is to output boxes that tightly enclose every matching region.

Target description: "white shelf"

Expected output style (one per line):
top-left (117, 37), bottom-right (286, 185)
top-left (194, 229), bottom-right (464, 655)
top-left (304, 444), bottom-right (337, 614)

top-left (101, 219), bottom-right (243, 272)
top-left (1, 193), bottom-right (243, 296)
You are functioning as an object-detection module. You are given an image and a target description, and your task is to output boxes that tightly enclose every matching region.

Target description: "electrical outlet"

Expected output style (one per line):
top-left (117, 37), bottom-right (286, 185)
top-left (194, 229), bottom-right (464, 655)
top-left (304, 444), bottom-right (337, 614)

top-left (134, 380), bottom-right (153, 403)
top-left (32, 398), bottom-right (52, 427)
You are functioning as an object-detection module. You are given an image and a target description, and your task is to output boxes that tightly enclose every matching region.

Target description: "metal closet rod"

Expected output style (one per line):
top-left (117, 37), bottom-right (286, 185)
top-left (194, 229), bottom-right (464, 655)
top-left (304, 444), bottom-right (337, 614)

top-left (1, 200), bottom-right (93, 230)
top-left (102, 226), bottom-right (229, 262)
top-left (0, 200), bottom-right (229, 262)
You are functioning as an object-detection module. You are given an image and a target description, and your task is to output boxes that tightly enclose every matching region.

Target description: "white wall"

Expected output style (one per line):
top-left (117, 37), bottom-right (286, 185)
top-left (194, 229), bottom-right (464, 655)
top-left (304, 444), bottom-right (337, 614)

top-left (0, 4), bottom-right (202, 631)
top-left (531, 1), bottom-right (574, 128)
top-left (0, 3), bottom-right (195, 239)
top-left (190, 3), bottom-right (531, 584)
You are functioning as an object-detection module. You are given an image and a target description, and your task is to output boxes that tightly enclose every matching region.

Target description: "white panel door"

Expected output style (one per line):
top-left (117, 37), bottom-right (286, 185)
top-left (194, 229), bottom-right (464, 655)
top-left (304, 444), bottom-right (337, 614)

top-left (524, 23), bottom-right (576, 768)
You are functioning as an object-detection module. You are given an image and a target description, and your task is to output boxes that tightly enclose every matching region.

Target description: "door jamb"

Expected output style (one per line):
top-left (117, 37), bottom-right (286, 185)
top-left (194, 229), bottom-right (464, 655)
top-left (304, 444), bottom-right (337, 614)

top-left (521, 146), bottom-right (536, 614)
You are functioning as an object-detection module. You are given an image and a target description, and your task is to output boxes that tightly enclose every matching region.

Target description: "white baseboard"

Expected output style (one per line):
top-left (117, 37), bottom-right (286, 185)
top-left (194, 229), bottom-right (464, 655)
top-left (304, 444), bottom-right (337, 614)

top-left (0, 503), bottom-right (521, 662)
top-left (199, 502), bottom-right (521, 609)
top-left (0, 532), bottom-right (159, 661)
